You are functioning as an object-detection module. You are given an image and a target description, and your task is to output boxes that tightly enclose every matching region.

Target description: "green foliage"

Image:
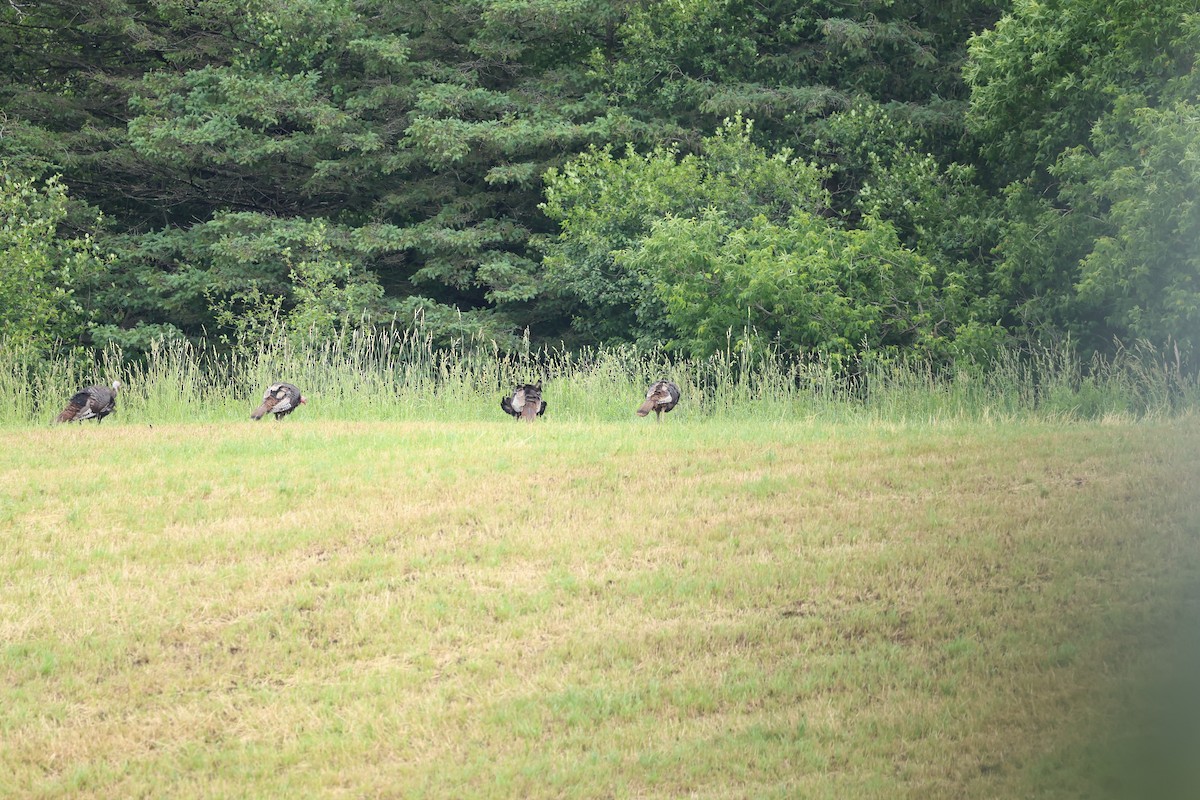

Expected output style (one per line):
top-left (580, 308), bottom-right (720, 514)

top-left (819, 104), bottom-right (996, 263)
top-left (967, 0), bottom-right (1200, 361)
top-left (127, 67), bottom-right (351, 168)
top-left (286, 222), bottom-right (388, 340)
top-left (2, 0), bottom-right (627, 344)
top-left (540, 144), bottom-right (705, 344)
top-left (1, 0), bottom-right (1190, 369)
top-left (0, 172), bottom-right (107, 353)
top-left (209, 286), bottom-right (285, 348)
top-left (965, 0), bottom-right (1193, 183)
top-left (199, 216), bottom-right (393, 346)
top-left (540, 118), bottom-right (828, 345)
top-left (545, 119), bottom-right (1002, 360)
top-left (815, 103), bottom-right (1007, 352)
top-left (604, 0), bottom-right (1001, 138)
top-left (627, 211), bottom-right (950, 362)
top-left (966, 0), bottom-right (1110, 181)
top-left (1, 0), bottom-right (1003, 352)
top-left (1063, 94), bottom-right (1200, 356)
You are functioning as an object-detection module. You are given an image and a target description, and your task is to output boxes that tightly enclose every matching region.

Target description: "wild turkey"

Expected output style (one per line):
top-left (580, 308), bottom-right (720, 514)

top-left (501, 381), bottom-right (547, 421)
top-left (637, 380), bottom-right (680, 421)
top-left (55, 381), bottom-right (122, 423)
top-left (251, 382), bottom-right (306, 420)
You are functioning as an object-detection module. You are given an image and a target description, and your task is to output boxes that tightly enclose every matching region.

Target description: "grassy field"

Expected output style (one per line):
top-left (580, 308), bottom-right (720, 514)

top-left (2, 415), bottom-right (1199, 798)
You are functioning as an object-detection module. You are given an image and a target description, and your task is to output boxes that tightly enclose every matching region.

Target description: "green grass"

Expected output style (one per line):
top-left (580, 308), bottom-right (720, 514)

top-left (2, 416), bottom-right (1198, 798)
top-left (2, 332), bottom-right (1196, 426)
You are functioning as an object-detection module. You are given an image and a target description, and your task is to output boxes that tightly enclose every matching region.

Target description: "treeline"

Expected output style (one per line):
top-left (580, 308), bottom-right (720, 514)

top-left (1, 0), bottom-right (1197, 367)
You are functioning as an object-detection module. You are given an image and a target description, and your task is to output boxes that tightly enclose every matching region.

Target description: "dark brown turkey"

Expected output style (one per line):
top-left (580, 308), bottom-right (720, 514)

top-left (55, 381), bottom-right (121, 423)
top-left (251, 382), bottom-right (306, 420)
top-left (501, 381), bottom-right (546, 421)
top-left (637, 380), bottom-right (680, 421)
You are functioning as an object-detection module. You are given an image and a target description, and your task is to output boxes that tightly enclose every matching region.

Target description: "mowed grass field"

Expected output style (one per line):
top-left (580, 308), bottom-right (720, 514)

top-left (2, 416), bottom-right (1199, 798)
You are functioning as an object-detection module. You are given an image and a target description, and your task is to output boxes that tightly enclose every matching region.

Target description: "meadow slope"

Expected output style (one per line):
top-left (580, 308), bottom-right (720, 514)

top-left (2, 417), bottom-right (1198, 798)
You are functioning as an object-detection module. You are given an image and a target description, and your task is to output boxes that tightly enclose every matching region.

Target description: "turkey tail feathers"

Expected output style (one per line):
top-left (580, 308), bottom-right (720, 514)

top-left (56, 384), bottom-right (117, 423)
top-left (56, 392), bottom-right (90, 423)
top-left (252, 382), bottom-right (303, 420)
top-left (250, 396), bottom-right (278, 420)
top-left (503, 382), bottom-right (544, 421)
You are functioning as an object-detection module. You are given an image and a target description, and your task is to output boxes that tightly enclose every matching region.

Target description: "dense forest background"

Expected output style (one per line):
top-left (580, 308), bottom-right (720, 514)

top-left (2, 0), bottom-right (1197, 368)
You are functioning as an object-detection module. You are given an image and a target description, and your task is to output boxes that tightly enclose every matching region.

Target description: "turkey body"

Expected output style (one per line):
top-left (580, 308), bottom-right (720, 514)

top-left (637, 380), bottom-right (680, 420)
top-left (252, 382), bottom-right (306, 420)
top-left (56, 381), bottom-right (121, 423)
top-left (501, 382), bottom-right (546, 421)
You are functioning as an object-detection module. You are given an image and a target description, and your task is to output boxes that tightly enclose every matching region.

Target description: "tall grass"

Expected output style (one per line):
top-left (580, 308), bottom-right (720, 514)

top-left (1, 327), bottom-right (1195, 426)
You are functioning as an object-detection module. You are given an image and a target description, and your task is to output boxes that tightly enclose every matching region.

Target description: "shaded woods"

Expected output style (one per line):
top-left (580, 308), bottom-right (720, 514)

top-left (1, 0), bottom-right (1196, 372)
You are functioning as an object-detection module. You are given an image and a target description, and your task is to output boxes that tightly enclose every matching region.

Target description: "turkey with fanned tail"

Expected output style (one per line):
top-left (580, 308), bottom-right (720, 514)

top-left (55, 381), bottom-right (121, 423)
top-left (501, 381), bottom-right (546, 422)
top-left (251, 382), bottom-right (306, 420)
top-left (637, 380), bottom-right (680, 421)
